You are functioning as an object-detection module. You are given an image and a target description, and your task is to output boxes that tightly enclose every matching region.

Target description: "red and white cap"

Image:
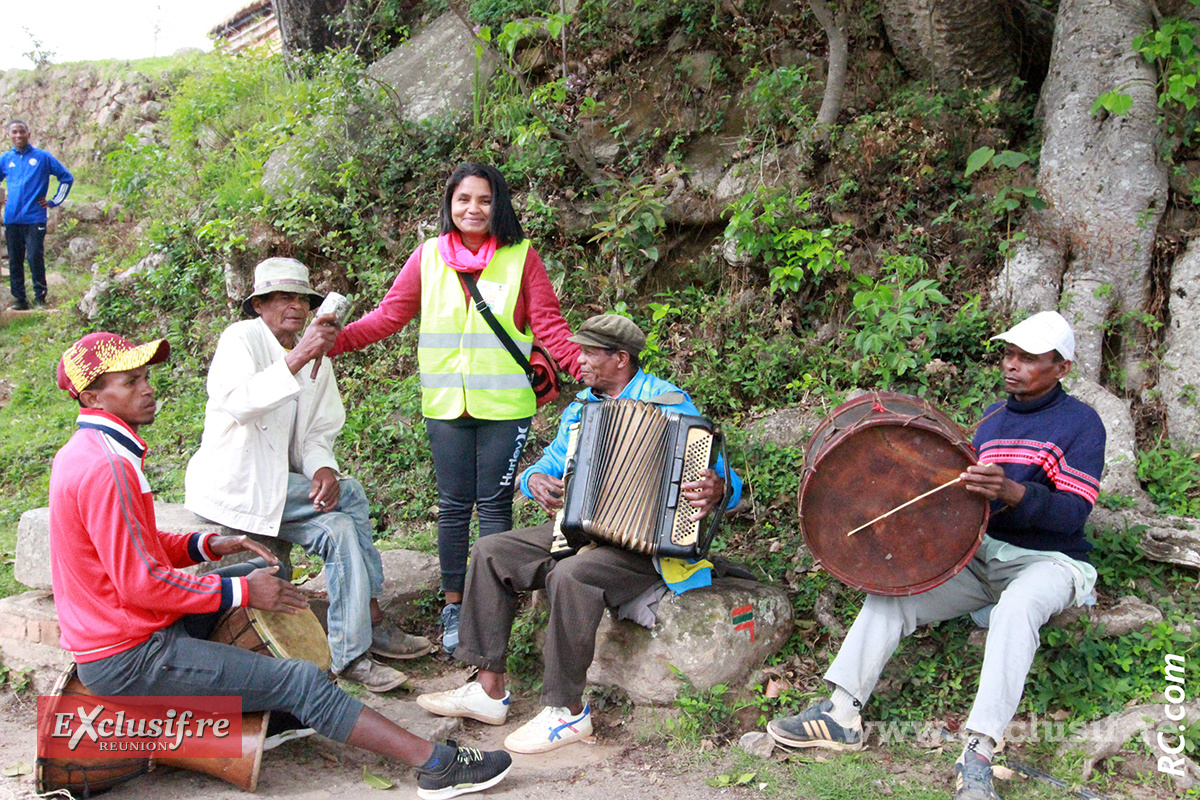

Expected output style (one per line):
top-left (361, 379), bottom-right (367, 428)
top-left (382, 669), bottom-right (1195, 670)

top-left (57, 332), bottom-right (170, 398)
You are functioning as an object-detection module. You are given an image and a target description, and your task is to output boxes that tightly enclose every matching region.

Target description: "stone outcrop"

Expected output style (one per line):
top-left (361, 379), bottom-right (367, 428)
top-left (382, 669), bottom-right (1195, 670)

top-left (16, 503), bottom-right (291, 592)
top-left (0, 64), bottom-right (169, 170)
top-left (587, 578), bottom-right (793, 705)
top-left (78, 251), bottom-right (169, 319)
top-left (262, 13), bottom-right (494, 196)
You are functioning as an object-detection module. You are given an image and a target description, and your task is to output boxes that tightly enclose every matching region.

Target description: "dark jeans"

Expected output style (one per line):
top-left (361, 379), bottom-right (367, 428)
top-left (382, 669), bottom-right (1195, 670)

top-left (454, 522), bottom-right (662, 708)
top-left (5, 223), bottom-right (47, 304)
top-left (76, 559), bottom-right (363, 743)
top-left (426, 416), bottom-right (531, 594)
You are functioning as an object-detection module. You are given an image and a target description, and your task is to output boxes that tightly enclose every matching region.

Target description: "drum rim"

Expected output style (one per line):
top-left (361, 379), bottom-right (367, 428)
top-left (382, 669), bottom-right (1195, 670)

top-left (798, 391), bottom-right (989, 596)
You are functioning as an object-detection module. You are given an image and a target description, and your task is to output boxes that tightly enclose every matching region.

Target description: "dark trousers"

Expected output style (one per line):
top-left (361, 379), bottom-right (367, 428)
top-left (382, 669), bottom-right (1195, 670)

top-left (426, 416), bottom-right (531, 594)
top-left (5, 223), bottom-right (47, 303)
top-left (454, 522), bottom-right (662, 708)
top-left (76, 559), bottom-right (363, 742)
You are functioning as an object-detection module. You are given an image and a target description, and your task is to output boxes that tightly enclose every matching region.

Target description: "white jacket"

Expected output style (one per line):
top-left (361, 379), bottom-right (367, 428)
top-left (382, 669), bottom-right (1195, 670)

top-left (185, 317), bottom-right (344, 536)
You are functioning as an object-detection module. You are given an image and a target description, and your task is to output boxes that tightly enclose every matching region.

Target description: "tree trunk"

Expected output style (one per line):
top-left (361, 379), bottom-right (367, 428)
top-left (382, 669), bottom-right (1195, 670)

top-left (809, 0), bottom-right (850, 143)
top-left (881, 0), bottom-right (1053, 90)
top-left (993, 0), bottom-right (1166, 388)
top-left (272, 0), bottom-right (345, 62)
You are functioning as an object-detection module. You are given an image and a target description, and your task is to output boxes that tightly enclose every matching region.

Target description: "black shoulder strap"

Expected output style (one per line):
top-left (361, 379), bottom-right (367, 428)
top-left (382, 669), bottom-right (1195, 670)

top-left (458, 271), bottom-right (534, 378)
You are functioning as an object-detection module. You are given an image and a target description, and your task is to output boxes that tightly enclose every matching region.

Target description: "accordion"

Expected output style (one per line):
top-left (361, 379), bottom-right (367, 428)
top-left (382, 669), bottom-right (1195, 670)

top-left (554, 398), bottom-right (731, 559)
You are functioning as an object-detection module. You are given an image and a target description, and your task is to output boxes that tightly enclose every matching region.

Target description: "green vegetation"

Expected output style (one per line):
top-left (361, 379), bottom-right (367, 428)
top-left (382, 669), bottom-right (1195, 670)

top-left (1, 2), bottom-right (1196, 796)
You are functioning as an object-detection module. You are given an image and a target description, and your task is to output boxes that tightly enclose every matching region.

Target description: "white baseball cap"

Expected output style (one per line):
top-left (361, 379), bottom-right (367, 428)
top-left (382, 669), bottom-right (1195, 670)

top-left (991, 311), bottom-right (1074, 361)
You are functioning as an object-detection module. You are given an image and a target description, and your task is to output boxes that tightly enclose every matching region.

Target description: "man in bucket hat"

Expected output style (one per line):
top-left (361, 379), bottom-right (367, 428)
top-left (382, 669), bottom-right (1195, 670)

top-left (48, 331), bottom-right (513, 799)
top-left (418, 313), bottom-right (743, 754)
top-left (186, 258), bottom-right (433, 694)
top-left (766, 311), bottom-right (1106, 800)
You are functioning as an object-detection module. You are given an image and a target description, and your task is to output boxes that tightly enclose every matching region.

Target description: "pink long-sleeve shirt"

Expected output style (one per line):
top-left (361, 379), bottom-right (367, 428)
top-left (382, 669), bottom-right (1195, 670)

top-left (330, 238), bottom-right (582, 381)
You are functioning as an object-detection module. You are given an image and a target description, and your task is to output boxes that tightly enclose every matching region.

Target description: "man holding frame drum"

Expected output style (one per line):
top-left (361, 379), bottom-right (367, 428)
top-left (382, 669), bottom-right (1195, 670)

top-left (47, 332), bottom-right (512, 799)
top-left (417, 314), bottom-right (743, 754)
top-left (768, 311), bottom-right (1106, 800)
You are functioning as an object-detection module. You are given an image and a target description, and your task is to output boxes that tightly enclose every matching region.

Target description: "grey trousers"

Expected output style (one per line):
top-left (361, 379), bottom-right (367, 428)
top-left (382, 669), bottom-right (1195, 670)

top-left (825, 553), bottom-right (1077, 742)
top-left (77, 559), bottom-right (363, 743)
top-left (454, 522), bottom-right (662, 708)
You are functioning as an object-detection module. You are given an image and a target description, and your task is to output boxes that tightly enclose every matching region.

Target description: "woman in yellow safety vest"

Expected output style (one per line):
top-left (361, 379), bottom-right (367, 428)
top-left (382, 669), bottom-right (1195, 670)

top-left (330, 163), bottom-right (582, 653)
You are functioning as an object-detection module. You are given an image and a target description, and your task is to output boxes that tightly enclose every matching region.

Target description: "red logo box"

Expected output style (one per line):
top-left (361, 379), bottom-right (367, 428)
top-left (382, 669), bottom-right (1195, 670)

top-left (37, 695), bottom-right (244, 759)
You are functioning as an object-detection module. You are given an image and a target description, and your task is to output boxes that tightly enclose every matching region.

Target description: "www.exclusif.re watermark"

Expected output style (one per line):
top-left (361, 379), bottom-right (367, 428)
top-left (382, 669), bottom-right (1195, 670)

top-left (1158, 653), bottom-right (1188, 779)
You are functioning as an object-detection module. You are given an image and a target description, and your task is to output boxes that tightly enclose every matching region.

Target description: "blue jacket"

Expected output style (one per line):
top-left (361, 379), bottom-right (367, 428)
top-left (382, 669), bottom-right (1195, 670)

top-left (2, 145), bottom-right (73, 225)
top-left (974, 383), bottom-right (1105, 561)
top-left (521, 369), bottom-right (743, 507)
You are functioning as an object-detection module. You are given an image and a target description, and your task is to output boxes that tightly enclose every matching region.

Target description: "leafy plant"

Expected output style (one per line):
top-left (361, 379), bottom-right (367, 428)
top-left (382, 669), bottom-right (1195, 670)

top-left (963, 146), bottom-right (1046, 256)
top-left (589, 176), bottom-right (668, 282)
top-left (1136, 438), bottom-right (1200, 516)
top-left (849, 255), bottom-right (950, 388)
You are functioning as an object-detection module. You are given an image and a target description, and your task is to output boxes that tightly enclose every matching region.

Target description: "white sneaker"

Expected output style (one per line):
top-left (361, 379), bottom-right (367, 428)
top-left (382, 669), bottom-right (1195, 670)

top-left (416, 683), bottom-right (510, 725)
top-left (503, 704), bottom-right (592, 754)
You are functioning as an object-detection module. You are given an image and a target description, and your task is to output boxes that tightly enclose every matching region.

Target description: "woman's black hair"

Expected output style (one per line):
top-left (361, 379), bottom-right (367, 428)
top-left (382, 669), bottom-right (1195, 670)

top-left (438, 163), bottom-right (525, 248)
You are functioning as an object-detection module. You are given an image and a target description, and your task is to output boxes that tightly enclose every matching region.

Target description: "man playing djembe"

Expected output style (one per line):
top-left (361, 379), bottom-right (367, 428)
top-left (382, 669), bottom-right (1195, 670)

top-left (417, 314), bottom-right (743, 753)
top-left (767, 311), bottom-right (1106, 800)
top-left (48, 332), bottom-right (512, 799)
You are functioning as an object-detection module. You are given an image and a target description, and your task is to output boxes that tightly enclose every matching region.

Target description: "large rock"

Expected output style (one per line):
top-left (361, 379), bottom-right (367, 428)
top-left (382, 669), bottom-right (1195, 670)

top-left (262, 13), bottom-right (494, 196)
top-left (742, 405), bottom-right (825, 450)
top-left (587, 578), bottom-right (793, 705)
top-left (1160, 239), bottom-right (1200, 448)
top-left (367, 13), bottom-right (494, 124)
top-left (78, 252), bottom-right (169, 318)
top-left (16, 503), bottom-right (291, 591)
top-left (1066, 377), bottom-right (1141, 499)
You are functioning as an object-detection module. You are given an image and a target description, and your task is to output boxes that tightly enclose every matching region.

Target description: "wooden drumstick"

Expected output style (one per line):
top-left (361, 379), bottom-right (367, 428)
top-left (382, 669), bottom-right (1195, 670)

top-left (844, 476), bottom-right (965, 537)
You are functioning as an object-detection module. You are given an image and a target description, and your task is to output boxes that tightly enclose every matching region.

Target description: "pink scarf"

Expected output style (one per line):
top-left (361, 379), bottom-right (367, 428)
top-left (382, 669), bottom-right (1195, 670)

top-left (437, 231), bottom-right (497, 273)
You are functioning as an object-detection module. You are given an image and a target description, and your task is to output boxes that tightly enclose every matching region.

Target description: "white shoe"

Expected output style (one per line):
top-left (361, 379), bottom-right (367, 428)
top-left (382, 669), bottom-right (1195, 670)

top-left (263, 726), bottom-right (317, 751)
top-left (503, 704), bottom-right (592, 754)
top-left (416, 683), bottom-right (510, 725)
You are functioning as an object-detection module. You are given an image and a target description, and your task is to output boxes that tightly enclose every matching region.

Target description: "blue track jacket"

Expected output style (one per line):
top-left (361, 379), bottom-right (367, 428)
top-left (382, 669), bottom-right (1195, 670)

top-left (2, 145), bottom-right (73, 225)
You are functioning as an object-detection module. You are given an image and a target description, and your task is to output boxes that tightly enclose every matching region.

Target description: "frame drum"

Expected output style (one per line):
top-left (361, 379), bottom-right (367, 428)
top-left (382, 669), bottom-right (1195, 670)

top-left (799, 392), bottom-right (989, 596)
top-left (210, 606), bottom-right (332, 673)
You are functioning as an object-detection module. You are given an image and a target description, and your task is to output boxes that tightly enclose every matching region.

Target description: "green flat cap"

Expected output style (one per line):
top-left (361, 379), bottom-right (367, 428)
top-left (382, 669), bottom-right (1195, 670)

top-left (568, 313), bottom-right (647, 355)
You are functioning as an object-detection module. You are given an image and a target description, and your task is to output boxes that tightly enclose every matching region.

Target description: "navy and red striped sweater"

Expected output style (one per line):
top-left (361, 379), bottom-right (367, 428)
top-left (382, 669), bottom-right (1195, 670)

top-left (973, 384), bottom-right (1105, 562)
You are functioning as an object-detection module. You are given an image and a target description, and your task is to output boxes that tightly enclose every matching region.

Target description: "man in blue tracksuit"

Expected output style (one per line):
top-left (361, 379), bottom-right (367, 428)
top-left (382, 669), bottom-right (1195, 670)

top-left (2, 120), bottom-right (72, 310)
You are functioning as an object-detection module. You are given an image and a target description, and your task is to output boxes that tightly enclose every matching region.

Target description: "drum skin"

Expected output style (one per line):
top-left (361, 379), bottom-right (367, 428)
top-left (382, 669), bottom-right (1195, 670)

top-left (799, 392), bottom-right (989, 596)
top-left (211, 606), bottom-right (332, 673)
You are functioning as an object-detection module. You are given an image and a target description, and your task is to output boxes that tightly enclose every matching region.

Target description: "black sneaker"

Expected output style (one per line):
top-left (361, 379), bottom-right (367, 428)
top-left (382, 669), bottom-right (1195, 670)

top-left (767, 699), bottom-right (864, 751)
top-left (954, 750), bottom-right (1002, 800)
top-left (10, 299), bottom-right (29, 311)
top-left (416, 741), bottom-right (512, 800)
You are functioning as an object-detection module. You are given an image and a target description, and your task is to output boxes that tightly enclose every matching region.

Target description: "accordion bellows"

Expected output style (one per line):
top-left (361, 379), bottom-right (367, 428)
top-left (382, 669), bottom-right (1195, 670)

top-left (558, 398), bottom-right (724, 559)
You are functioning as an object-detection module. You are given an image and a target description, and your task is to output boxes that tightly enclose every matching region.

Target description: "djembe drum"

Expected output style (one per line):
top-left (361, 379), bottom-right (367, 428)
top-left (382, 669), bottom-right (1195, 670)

top-left (799, 392), bottom-right (989, 596)
top-left (209, 605), bottom-right (332, 673)
top-left (36, 664), bottom-right (270, 797)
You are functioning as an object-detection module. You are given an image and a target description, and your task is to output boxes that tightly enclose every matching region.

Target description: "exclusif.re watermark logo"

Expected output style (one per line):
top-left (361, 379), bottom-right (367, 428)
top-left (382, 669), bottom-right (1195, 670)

top-left (1157, 653), bottom-right (1189, 779)
top-left (36, 695), bottom-right (244, 759)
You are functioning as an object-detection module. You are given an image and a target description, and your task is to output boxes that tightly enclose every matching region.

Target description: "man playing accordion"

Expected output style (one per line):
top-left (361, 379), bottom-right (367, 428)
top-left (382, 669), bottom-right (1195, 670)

top-left (417, 314), bottom-right (743, 753)
top-left (768, 311), bottom-right (1106, 800)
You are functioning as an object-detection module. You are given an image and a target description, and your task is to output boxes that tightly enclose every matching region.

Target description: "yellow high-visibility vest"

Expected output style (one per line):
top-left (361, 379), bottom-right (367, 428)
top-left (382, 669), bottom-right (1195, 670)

top-left (417, 239), bottom-right (534, 419)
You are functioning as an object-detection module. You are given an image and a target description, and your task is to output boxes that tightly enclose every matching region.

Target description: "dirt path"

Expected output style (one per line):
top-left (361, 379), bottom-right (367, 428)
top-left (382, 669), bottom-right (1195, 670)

top-left (0, 665), bottom-right (750, 800)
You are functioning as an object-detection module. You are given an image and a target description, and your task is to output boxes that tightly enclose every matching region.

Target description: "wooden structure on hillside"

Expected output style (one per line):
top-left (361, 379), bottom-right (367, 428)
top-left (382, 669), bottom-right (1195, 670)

top-left (209, 0), bottom-right (281, 54)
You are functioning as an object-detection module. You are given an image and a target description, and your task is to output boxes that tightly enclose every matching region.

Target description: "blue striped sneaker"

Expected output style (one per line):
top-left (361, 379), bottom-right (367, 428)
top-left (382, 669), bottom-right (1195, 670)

top-left (767, 699), bottom-right (864, 751)
top-left (503, 704), bottom-right (592, 754)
